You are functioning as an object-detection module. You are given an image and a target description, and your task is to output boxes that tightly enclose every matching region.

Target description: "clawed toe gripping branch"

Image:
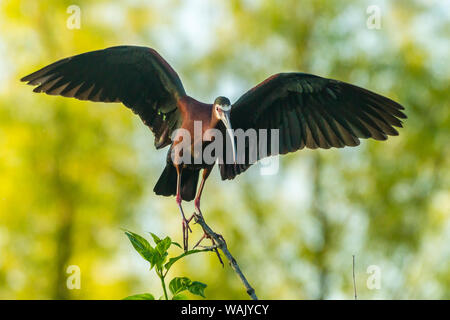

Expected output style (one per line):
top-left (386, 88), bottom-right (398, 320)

top-left (123, 213), bottom-right (258, 300)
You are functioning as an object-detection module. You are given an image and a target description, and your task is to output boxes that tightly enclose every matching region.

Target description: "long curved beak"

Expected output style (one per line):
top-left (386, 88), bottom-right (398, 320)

top-left (220, 111), bottom-right (237, 164)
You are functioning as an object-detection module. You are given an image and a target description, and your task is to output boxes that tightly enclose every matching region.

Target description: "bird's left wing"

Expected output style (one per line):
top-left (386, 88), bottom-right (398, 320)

top-left (21, 45), bottom-right (186, 149)
top-left (220, 72), bottom-right (406, 179)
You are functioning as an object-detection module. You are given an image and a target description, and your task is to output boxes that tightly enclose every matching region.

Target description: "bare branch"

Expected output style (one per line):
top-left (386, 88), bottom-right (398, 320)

top-left (193, 213), bottom-right (258, 300)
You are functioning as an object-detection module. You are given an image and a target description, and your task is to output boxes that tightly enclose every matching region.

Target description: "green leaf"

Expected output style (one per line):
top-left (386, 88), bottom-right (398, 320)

top-left (169, 277), bottom-right (191, 295)
top-left (169, 277), bottom-right (207, 298)
top-left (154, 251), bottom-right (168, 271)
top-left (164, 249), bottom-right (208, 271)
top-left (149, 232), bottom-right (161, 244)
top-left (153, 237), bottom-right (171, 269)
top-left (123, 293), bottom-right (155, 300)
top-left (172, 293), bottom-right (187, 300)
top-left (152, 253), bottom-right (166, 271)
top-left (156, 236), bottom-right (172, 255)
top-left (142, 234), bottom-right (172, 270)
top-left (150, 233), bottom-right (181, 250)
top-left (170, 241), bottom-right (183, 249)
top-left (188, 281), bottom-right (207, 298)
top-left (124, 231), bottom-right (155, 264)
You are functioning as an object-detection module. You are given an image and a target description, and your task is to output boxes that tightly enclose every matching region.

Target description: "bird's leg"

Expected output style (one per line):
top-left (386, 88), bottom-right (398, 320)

top-left (194, 167), bottom-right (211, 218)
top-left (184, 167), bottom-right (210, 224)
top-left (191, 168), bottom-right (223, 256)
top-left (175, 165), bottom-right (192, 252)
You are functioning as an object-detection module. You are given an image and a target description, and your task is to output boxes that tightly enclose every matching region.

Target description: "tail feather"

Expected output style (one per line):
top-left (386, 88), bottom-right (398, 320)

top-left (153, 164), bottom-right (177, 197)
top-left (153, 165), bottom-right (199, 201)
top-left (180, 169), bottom-right (199, 201)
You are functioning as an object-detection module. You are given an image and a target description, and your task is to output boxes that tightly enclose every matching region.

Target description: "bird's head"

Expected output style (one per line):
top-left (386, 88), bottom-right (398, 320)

top-left (213, 96), bottom-right (231, 114)
top-left (213, 96), bottom-right (236, 164)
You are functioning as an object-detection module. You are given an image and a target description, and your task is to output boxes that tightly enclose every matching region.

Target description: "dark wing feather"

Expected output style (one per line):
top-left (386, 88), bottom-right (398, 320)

top-left (220, 72), bottom-right (406, 179)
top-left (21, 45), bottom-right (186, 149)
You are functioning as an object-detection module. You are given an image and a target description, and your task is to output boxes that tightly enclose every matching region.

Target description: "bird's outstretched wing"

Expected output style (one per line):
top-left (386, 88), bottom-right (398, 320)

top-left (220, 72), bottom-right (407, 179)
top-left (21, 45), bottom-right (186, 149)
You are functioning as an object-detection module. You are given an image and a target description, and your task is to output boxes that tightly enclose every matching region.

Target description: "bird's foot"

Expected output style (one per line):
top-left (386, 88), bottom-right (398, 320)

top-left (182, 215), bottom-right (195, 252)
top-left (204, 234), bottom-right (224, 267)
top-left (191, 213), bottom-right (224, 267)
top-left (194, 201), bottom-right (204, 220)
top-left (192, 232), bottom-right (209, 249)
top-left (177, 195), bottom-right (193, 252)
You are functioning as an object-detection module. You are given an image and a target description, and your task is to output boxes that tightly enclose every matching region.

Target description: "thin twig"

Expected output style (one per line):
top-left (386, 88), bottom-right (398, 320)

top-left (193, 213), bottom-right (258, 300)
top-left (352, 255), bottom-right (357, 300)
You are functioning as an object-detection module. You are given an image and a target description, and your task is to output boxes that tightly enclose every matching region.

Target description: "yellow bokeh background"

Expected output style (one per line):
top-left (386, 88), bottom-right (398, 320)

top-left (0, 0), bottom-right (448, 299)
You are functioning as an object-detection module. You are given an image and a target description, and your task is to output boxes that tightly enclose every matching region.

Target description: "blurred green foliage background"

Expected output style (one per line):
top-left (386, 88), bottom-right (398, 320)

top-left (0, 0), bottom-right (448, 299)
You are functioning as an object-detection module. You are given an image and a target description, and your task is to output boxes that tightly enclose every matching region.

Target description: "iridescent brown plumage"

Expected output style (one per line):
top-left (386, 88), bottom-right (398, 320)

top-left (21, 45), bottom-right (407, 251)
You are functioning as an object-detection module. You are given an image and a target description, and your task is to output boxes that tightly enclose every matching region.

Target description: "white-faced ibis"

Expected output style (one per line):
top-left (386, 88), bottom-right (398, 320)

top-left (21, 45), bottom-right (406, 250)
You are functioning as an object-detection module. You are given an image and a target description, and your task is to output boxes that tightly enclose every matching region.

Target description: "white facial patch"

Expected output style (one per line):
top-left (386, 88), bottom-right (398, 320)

top-left (218, 104), bottom-right (231, 112)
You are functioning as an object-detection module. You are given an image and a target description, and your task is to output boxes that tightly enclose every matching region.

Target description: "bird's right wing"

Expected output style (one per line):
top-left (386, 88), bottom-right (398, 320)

top-left (21, 45), bottom-right (186, 149)
top-left (220, 72), bottom-right (406, 179)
